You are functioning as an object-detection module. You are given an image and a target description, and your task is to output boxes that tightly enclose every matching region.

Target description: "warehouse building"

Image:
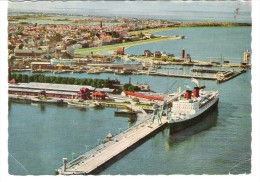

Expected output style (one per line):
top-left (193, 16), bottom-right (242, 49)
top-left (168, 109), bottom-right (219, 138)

top-left (8, 82), bottom-right (114, 100)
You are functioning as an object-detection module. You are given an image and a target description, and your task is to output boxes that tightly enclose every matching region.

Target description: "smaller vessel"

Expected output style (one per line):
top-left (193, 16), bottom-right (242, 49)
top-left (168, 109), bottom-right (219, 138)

top-left (87, 69), bottom-right (102, 74)
top-left (182, 63), bottom-right (194, 66)
top-left (114, 69), bottom-right (132, 75)
top-left (73, 70), bottom-right (85, 73)
top-left (68, 102), bottom-right (88, 107)
top-left (31, 70), bottom-right (44, 73)
top-left (114, 109), bottom-right (136, 117)
top-left (31, 97), bottom-right (63, 103)
top-left (68, 101), bottom-right (100, 108)
top-left (196, 63), bottom-right (213, 67)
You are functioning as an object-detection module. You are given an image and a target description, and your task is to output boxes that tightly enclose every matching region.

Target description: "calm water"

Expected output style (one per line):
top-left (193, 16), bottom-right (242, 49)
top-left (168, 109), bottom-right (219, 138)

top-left (9, 27), bottom-right (251, 175)
top-left (126, 27), bottom-right (251, 62)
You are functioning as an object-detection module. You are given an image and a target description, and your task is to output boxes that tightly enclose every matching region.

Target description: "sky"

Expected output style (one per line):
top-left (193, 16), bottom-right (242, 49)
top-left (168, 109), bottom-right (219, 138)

top-left (8, 1), bottom-right (251, 15)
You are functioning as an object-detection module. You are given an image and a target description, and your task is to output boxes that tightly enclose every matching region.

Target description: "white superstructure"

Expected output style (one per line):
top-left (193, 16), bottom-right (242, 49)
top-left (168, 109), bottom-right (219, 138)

top-left (168, 88), bottom-right (219, 124)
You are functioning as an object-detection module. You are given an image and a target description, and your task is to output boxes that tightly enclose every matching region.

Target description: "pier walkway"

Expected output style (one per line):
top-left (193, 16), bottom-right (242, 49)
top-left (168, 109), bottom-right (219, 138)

top-left (148, 71), bottom-right (216, 80)
top-left (57, 116), bottom-right (168, 175)
top-left (147, 69), bottom-right (245, 83)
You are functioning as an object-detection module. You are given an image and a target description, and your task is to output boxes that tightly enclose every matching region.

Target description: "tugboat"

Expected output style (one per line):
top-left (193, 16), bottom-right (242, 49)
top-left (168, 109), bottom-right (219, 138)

top-left (168, 79), bottom-right (219, 132)
top-left (68, 101), bottom-right (101, 108)
top-left (31, 96), bottom-right (63, 103)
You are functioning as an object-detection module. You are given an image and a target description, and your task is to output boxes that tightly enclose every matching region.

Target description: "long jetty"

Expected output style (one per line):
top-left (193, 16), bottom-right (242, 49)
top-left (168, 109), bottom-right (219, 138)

top-left (148, 72), bottom-right (216, 80)
top-left (56, 117), bottom-right (168, 175)
top-left (217, 69), bottom-right (246, 83)
top-left (147, 69), bottom-right (245, 83)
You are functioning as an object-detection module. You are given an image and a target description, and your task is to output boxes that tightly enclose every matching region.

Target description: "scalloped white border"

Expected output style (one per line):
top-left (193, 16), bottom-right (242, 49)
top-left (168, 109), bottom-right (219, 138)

top-left (1, 1), bottom-right (259, 182)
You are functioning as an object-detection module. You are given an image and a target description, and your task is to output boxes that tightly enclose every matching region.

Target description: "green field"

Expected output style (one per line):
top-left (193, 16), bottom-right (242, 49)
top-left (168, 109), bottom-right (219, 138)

top-left (108, 102), bottom-right (131, 105)
top-left (134, 104), bottom-right (152, 108)
top-left (74, 36), bottom-right (179, 55)
top-left (129, 27), bottom-right (178, 34)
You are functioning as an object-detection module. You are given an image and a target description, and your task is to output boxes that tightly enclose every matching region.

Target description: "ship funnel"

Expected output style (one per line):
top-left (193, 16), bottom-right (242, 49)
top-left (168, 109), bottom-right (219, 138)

top-left (193, 87), bottom-right (200, 97)
top-left (185, 90), bottom-right (192, 99)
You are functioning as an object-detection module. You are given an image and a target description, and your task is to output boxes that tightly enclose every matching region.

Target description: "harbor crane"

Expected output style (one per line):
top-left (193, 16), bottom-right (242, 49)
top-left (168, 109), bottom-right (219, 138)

top-left (150, 103), bottom-right (162, 125)
top-left (150, 80), bottom-right (177, 125)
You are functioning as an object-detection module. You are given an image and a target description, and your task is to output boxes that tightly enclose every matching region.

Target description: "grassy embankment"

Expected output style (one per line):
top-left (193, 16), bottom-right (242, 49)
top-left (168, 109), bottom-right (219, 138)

top-left (135, 103), bottom-right (152, 108)
top-left (105, 102), bottom-right (152, 108)
top-left (129, 27), bottom-right (178, 34)
top-left (74, 36), bottom-right (180, 55)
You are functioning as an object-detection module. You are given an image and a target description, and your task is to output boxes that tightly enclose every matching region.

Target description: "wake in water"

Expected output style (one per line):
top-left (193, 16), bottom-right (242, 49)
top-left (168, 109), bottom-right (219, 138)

top-left (9, 153), bottom-right (29, 175)
top-left (228, 157), bottom-right (251, 174)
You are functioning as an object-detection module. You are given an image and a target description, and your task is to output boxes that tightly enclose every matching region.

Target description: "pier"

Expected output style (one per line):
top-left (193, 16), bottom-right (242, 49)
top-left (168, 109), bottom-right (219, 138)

top-left (148, 72), bottom-right (216, 80)
top-left (56, 116), bottom-right (168, 175)
top-left (216, 69), bottom-right (246, 83)
top-left (147, 69), bottom-right (245, 83)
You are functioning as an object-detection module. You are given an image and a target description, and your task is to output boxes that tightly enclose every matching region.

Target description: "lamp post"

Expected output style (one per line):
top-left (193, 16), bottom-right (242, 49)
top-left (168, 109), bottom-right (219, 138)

top-left (62, 158), bottom-right (67, 172)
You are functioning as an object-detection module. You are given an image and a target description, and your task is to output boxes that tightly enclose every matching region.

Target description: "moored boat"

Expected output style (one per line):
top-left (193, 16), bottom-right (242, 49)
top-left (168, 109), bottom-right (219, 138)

top-left (68, 101), bottom-right (100, 108)
top-left (31, 97), bottom-right (64, 103)
top-left (167, 79), bottom-right (219, 133)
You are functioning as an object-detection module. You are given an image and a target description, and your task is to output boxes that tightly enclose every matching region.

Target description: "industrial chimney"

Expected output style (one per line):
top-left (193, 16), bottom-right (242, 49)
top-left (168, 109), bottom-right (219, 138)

top-left (182, 49), bottom-right (185, 59)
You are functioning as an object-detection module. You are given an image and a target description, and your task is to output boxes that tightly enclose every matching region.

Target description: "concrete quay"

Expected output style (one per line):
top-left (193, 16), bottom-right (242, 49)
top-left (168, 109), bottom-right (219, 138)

top-left (217, 69), bottom-right (245, 83)
top-left (147, 69), bottom-right (246, 83)
top-left (56, 116), bottom-right (168, 175)
top-left (128, 55), bottom-right (251, 69)
top-left (148, 72), bottom-right (217, 80)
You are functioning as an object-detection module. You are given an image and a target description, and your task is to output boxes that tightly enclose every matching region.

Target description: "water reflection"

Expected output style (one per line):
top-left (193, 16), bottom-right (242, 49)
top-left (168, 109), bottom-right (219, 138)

top-left (66, 105), bottom-right (87, 112)
top-left (93, 106), bottom-right (105, 111)
top-left (40, 104), bottom-right (45, 112)
top-left (78, 107), bottom-right (87, 112)
top-left (167, 107), bottom-right (219, 149)
top-left (8, 102), bottom-right (12, 112)
top-left (8, 98), bottom-right (31, 105)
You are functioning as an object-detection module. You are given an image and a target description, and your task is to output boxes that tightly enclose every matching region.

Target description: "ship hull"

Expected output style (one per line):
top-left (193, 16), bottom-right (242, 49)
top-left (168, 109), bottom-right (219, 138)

top-left (31, 99), bottom-right (63, 103)
top-left (168, 98), bottom-right (219, 134)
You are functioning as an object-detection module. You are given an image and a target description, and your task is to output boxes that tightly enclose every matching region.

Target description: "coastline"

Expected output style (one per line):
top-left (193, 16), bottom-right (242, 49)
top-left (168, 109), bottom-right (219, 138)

top-left (75, 25), bottom-right (251, 55)
top-left (129, 25), bottom-right (251, 34)
top-left (75, 36), bottom-right (182, 55)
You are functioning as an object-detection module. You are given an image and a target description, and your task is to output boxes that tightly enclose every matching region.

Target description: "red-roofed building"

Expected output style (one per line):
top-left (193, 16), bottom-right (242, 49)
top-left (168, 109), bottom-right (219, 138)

top-left (92, 92), bottom-right (106, 100)
top-left (123, 91), bottom-right (164, 101)
top-left (100, 36), bottom-right (112, 41)
top-left (9, 79), bottom-right (17, 84)
top-left (116, 47), bottom-right (124, 55)
top-left (77, 87), bottom-right (91, 100)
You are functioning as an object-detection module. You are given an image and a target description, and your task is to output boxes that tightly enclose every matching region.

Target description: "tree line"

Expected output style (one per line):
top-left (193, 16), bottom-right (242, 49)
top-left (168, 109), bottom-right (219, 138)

top-left (10, 73), bottom-right (139, 92)
top-left (11, 73), bottom-right (114, 88)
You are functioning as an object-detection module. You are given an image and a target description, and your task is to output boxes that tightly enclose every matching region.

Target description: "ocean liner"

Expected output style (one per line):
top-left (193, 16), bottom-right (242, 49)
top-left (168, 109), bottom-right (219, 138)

top-left (168, 79), bottom-right (219, 132)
